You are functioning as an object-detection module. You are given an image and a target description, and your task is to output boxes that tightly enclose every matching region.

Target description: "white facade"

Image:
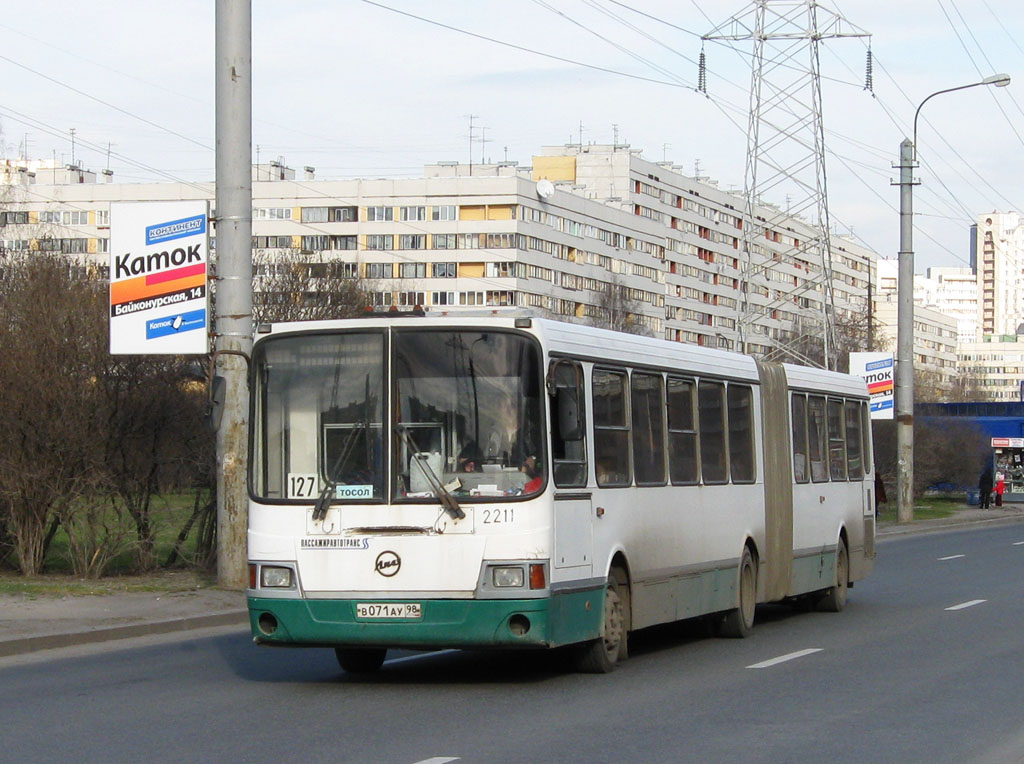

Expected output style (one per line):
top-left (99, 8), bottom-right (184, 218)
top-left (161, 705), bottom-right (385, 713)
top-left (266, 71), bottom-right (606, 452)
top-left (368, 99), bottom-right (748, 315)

top-left (531, 144), bottom-right (876, 358)
top-left (974, 211), bottom-right (1024, 337)
top-left (1, 144), bottom-right (880, 361)
top-left (958, 336), bottom-right (1024, 401)
top-left (918, 266), bottom-right (979, 344)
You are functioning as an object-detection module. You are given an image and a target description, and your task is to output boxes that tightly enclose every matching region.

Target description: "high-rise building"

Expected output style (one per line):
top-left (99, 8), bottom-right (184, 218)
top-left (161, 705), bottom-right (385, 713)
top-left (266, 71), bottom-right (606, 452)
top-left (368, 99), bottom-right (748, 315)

top-left (974, 211), bottom-right (1024, 337)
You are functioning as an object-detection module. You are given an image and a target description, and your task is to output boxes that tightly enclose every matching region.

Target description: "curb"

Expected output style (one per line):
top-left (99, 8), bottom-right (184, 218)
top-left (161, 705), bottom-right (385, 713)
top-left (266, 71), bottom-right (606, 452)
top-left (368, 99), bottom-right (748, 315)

top-left (0, 609), bottom-right (250, 658)
top-left (877, 512), bottom-right (1024, 538)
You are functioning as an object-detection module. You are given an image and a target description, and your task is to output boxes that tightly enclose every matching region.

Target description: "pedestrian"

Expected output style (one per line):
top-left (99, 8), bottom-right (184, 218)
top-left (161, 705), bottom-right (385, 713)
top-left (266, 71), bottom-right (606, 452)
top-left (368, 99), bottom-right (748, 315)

top-left (979, 467), bottom-right (994, 509)
top-left (874, 472), bottom-right (887, 517)
top-left (995, 472), bottom-right (1006, 507)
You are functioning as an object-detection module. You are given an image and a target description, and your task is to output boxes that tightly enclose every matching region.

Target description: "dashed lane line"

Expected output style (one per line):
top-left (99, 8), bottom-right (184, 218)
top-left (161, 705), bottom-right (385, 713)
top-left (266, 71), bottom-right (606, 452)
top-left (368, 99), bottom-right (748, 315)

top-left (746, 648), bottom-right (822, 669)
top-left (938, 554), bottom-right (965, 561)
top-left (385, 649), bottom-right (460, 666)
top-left (945, 599), bottom-right (987, 611)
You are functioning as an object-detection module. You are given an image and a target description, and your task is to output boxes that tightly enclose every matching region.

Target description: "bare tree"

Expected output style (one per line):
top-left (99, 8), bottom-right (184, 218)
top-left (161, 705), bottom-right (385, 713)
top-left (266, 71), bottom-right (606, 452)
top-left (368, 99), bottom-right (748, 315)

top-left (0, 252), bottom-right (109, 574)
top-left (587, 276), bottom-right (652, 336)
top-left (252, 249), bottom-right (373, 324)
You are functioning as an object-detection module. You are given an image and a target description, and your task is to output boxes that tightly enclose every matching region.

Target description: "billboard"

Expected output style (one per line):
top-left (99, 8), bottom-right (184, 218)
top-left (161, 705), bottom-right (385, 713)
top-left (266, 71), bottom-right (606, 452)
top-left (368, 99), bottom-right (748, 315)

top-left (849, 352), bottom-right (894, 420)
top-left (109, 201), bottom-right (210, 355)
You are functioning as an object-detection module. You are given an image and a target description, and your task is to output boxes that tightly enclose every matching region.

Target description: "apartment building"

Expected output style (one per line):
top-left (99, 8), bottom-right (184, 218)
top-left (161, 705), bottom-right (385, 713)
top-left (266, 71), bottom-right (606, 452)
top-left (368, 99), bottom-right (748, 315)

top-left (531, 144), bottom-right (876, 357)
top-left (973, 211), bottom-right (1024, 338)
top-left (1, 147), bottom-right (879, 359)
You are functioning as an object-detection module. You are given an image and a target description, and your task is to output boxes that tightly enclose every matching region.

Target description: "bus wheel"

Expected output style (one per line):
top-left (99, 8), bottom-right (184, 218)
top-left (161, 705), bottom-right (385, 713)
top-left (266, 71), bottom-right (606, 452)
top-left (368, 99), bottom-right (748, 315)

top-left (719, 547), bottom-right (756, 638)
top-left (575, 576), bottom-right (625, 673)
top-left (817, 540), bottom-right (849, 613)
top-left (335, 647), bottom-right (387, 674)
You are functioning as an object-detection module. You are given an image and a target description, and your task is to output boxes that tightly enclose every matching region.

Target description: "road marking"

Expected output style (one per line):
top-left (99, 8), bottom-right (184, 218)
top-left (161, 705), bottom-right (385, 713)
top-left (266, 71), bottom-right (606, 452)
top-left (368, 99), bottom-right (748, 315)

top-left (1014, 542), bottom-right (1024, 546)
top-left (412, 758), bottom-right (459, 764)
top-left (945, 599), bottom-right (987, 611)
top-left (747, 648), bottom-right (822, 669)
top-left (938, 554), bottom-right (965, 561)
top-left (385, 649), bottom-right (460, 666)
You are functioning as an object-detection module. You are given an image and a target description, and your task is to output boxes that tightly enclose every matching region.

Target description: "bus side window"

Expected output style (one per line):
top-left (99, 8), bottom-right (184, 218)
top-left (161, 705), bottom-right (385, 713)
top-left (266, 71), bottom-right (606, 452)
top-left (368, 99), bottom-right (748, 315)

top-left (550, 361), bottom-right (587, 488)
top-left (791, 393), bottom-right (809, 483)
top-left (808, 395), bottom-right (828, 483)
top-left (728, 383), bottom-right (755, 484)
top-left (698, 380), bottom-right (728, 485)
top-left (632, 372), bottom-right (666, 486)
top-left (845, 400), bottom-right (864, 479)
top-left (667, 376), bottom-right (699, 485)
top-left (828, 398), bottom-right (847, 481)
top-left (593, 368), bottom-right (631, 487)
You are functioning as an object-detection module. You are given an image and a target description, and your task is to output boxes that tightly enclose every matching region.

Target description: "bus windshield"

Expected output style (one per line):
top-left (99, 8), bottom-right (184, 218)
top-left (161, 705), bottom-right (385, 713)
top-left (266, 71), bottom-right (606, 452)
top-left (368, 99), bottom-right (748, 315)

top-left (251, 328), bottom-right (543, 504)
top-left (393, 330), bottom-right (543, 500)
top-left (252, 331), bottom-right (385, 502)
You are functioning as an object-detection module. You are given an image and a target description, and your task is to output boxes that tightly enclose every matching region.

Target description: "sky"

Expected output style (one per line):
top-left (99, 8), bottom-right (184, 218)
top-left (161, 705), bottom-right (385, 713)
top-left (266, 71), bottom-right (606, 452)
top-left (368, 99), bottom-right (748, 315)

top-left (2, 0), bottom-right (1023, 272)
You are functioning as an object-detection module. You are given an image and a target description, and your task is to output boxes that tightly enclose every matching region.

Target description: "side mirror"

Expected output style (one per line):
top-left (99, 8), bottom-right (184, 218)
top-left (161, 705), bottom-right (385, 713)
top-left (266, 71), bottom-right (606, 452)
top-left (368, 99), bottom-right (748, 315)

top-left (556, 386), bottom-right (582, 441)
top-left (206, 374), bottom-right (226, 432)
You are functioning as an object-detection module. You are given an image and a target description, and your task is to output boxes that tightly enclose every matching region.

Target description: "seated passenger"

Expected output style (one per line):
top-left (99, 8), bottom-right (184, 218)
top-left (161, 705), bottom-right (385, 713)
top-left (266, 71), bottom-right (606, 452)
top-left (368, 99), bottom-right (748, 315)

top-left (457, 441), bottom-right (484, 473)
top-left (521, 455), bottom-right (542, 494)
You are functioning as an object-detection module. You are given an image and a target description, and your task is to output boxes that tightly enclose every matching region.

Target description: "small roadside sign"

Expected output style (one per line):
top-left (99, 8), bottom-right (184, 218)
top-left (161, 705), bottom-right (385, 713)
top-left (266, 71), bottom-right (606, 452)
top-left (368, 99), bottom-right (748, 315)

top-left (849, 352), bottom-right (894, 420)
top-left (109, 201), bottom-right (210, 355)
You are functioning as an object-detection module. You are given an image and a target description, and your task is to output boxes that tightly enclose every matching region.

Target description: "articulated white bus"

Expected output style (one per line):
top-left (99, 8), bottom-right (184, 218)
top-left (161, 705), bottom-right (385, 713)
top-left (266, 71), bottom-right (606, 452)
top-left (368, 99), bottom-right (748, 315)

top-left (246, 313), bottom-right (875, 673)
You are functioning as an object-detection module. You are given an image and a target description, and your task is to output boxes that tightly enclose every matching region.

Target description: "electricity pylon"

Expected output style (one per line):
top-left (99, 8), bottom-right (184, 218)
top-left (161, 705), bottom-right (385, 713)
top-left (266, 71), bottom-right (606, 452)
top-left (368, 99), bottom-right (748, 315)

top-left (704, 1), bottom-right (869, 369)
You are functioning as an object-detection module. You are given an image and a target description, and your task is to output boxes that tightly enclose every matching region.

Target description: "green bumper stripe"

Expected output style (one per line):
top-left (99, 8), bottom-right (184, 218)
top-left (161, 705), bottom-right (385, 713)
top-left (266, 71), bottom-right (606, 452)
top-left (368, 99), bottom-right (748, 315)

top-left (249, 588), bottom-right (603, 650)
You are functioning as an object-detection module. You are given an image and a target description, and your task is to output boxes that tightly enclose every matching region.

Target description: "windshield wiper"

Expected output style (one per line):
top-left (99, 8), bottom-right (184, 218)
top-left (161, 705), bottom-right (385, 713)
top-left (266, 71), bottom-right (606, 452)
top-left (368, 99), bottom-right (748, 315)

top-left (395, 425), bottom-right (465, 520)
top-left (312, 422), bottom-right (365, 522)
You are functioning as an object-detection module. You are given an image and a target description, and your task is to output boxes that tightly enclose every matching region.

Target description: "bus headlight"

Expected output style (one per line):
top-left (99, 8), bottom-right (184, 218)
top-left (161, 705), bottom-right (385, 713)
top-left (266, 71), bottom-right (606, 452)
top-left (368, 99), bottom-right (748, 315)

top-left (492, 566), bottom-right (525, 588)
top-left (260, 566), bottom-right (294, 588)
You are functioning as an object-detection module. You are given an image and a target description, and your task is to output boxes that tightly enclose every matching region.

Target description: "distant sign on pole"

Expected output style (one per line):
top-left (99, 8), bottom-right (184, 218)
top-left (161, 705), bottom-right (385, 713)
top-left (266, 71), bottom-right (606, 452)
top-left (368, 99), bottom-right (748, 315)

top-left (850, 352), bottom-right (894, 420)
top-left (109, 201), bottom-right (210, 355)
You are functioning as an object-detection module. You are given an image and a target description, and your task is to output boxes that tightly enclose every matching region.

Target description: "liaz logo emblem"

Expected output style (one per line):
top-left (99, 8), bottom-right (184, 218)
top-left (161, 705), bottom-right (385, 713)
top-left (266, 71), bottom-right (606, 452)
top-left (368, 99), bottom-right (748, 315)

top-left (375, 551), bottom-right (401, 577)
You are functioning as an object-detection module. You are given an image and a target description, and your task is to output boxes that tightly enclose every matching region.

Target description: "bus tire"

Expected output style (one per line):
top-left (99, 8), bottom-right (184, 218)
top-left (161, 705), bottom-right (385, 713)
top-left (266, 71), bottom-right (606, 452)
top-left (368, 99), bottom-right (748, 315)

top-left (718, 546), bottom-right (757, 638)
top-left (574, 576), bottom-right (626, 673)
top-left (817, 539), bottom-right (849, 613)
top-left (335, 647), bottom-right (387, 674)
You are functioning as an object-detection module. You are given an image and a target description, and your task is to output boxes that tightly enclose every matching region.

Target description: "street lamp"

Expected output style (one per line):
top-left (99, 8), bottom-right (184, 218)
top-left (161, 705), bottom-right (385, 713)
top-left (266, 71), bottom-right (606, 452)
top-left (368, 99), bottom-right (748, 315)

top-left (895, 73), bottom-right (1011, 524)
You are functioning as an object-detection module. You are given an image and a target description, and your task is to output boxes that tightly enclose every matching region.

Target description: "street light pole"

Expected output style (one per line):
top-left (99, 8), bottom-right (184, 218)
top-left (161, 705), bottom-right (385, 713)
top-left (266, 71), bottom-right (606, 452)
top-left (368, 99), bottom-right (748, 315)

top-left (895, 73), bottom-right (1010, 524)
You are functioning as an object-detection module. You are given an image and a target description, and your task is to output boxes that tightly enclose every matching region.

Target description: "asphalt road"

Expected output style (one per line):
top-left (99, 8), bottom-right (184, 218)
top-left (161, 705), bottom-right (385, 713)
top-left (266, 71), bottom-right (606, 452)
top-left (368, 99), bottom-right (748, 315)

top-left (3, 524), bottom-right (1024, 764)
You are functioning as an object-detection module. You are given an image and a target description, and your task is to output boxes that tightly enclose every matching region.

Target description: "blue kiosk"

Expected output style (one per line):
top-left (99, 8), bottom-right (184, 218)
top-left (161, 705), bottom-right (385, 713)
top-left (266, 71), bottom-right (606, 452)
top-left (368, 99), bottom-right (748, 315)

top-left (917, 402), bottom-right (1024, 502)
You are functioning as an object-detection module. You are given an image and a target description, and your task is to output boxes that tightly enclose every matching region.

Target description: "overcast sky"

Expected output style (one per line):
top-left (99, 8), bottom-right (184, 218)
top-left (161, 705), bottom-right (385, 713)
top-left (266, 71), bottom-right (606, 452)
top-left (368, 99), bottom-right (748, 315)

top-left (3, 0), bottom-right (1023, 272)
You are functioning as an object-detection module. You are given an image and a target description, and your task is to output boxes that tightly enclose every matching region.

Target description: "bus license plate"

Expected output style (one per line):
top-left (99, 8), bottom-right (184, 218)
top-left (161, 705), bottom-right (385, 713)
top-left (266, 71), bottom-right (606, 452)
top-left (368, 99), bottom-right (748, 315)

top-left (356, 603), bottom-right (422, 619)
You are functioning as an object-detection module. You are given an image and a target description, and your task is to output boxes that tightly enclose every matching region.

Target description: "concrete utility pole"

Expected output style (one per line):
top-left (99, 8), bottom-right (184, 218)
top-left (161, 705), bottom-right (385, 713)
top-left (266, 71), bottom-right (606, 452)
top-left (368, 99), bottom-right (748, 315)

top-left (895, 138), bottom-right (916, 524)
top-left (214, 0), bottom-right (253, 588)
top-left (894, 73), bottom-right (1010, 524)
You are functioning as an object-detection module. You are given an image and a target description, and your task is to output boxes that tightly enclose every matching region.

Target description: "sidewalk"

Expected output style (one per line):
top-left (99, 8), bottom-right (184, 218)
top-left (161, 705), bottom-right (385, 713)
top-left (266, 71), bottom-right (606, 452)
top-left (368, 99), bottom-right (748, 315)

top-left (876, 501), bottom-right (1024, 537)
top-left (3, 502), bottom-right (1023, 659)
top-left (0, 586), bottom-right (249, 658)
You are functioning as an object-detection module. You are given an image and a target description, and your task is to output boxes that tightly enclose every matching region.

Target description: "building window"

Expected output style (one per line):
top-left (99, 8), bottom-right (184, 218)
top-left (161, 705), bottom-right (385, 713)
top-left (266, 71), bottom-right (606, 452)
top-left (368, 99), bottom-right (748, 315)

top-left (366, 206), bottom-right (394, 222)
top-left (433, 233), bottom-right (457, 249)
top-left (432, 205), bottom-right (457, 221)
top-left (301, 207), bottom-right (328, 223)
top-left (400, 206), bottom-right (426, 221)
top-left (366, 262), bottom-right (393, 279)
top-left (366, 234), bottom-right (393, 250)
top-left (398, 234), bottom-right (427, 250)
top-left (432, 262), bottom-right (456, 278)
top-left (331, 206), bottom-right (358, 222)
top-left (399, 262), bottom-right (426, 279)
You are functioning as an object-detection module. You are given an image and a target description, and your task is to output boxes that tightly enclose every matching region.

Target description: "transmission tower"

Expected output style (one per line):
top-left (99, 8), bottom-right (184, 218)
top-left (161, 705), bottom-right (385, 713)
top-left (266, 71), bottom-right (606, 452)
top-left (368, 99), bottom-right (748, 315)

top-left (704, 1), bottom-right (869, 369)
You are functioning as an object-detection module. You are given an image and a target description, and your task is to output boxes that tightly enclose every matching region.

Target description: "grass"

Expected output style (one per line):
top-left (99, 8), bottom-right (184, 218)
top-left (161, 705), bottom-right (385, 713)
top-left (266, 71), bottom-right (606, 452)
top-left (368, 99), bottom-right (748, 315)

top-left (40, 491), bottom-right (207, 575)
top-left (0, 568), bottom-right (218, 598)
top-left (877, 494), bottom-right (962, 522)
